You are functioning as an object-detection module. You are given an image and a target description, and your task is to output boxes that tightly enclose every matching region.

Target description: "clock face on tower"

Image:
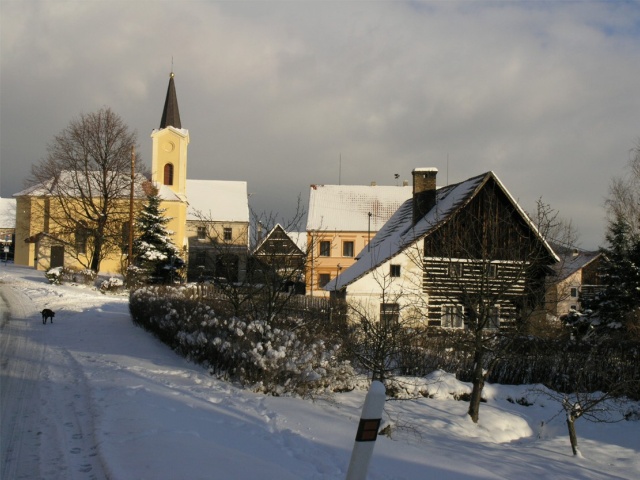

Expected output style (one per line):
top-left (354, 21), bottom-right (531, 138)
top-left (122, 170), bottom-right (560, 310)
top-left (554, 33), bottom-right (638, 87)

top-left (163, 141), bottom-right (175, 152)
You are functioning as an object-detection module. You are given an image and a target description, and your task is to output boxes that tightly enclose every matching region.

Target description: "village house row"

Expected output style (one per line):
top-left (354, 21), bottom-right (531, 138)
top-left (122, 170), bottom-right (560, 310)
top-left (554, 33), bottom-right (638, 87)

top-left (5, 73), bottom-right (603, 327)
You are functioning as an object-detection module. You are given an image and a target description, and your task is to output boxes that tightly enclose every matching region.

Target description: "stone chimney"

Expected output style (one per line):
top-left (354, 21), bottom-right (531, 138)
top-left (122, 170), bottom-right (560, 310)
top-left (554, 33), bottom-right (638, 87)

top-left (412, 168), bottom-right (438, 224)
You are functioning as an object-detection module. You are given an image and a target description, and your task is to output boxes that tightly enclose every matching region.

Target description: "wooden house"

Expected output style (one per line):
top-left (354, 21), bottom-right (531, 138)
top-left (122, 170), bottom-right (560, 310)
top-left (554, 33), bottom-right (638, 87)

top-left (326, 168), bottom-right (559, 329)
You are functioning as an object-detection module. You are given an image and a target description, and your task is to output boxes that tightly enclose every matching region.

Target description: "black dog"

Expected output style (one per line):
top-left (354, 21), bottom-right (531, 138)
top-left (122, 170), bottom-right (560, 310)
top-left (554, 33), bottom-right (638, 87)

top-left (41, 309), bottom-right (55, 324)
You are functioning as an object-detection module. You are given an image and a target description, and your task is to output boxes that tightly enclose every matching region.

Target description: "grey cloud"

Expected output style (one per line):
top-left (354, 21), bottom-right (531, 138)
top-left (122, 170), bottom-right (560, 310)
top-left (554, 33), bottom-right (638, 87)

top-left (2, 1), bottom-right (639, 249)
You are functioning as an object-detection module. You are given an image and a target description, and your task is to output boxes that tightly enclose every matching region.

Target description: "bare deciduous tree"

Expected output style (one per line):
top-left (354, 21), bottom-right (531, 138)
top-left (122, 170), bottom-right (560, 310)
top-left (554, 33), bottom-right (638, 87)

top-left (190, 197), bottom-right (318, 322)
top-left (606, 139), bottom-right (640, 237)
top-left (340, 271), bottom-right (426, 384)
top-left (28, 107), bottom-right (144, 272)
top-left (536, 366), bottom-right (635, 456)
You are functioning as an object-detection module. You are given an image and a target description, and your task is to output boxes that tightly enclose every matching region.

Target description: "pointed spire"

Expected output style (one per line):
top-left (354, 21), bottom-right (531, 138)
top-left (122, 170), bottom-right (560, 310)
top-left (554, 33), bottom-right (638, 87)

top-left (159, 71), bottom-right (182, 129)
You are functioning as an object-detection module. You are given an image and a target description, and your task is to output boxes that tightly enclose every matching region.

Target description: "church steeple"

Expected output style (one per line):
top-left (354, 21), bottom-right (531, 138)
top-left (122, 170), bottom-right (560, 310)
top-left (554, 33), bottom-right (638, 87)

top-left (160, 72), bottom-right (181, 129)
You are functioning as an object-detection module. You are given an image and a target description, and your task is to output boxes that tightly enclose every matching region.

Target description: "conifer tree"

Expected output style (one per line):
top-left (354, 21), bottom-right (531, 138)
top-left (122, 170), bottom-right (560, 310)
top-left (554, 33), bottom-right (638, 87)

top-left (593, 216), bottom-right (640, 331)
top-left (132, 188), bottom-right (180, 281)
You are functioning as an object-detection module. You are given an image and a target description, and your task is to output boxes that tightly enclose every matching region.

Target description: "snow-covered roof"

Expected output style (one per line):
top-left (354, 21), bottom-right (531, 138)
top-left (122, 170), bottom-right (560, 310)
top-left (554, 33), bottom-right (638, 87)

top-left (553, 248), bottom-right (601, 281)
top-left (0, 198), bottom-right (16, 229)
top-left (306, 184), bottom-right (412, 231)
top-left (154, 183), bottom-right (183, 202)
top-left (186, 179), bottom-right (249, 223)
top-left (13, 171), bottom-right (149, 199)
top-left (327, 171), bottom-right (559, 291)
top-left (151, 126), bottom-right (189, 138)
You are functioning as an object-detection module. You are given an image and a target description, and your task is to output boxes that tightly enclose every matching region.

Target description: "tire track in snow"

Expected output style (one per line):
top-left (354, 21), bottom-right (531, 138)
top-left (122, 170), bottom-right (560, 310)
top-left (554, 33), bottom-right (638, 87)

top-left (41, 346), bottom-right (109, 479)
top-left (0, 283), bottom-right (109, 480)
top-left (1, 284), bottom-right (47, 480)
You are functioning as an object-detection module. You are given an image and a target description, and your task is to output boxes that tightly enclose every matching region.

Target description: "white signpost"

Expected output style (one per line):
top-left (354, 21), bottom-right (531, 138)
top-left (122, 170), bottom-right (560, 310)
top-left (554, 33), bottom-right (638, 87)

top-left (346, 380), bottom-right (386, 480)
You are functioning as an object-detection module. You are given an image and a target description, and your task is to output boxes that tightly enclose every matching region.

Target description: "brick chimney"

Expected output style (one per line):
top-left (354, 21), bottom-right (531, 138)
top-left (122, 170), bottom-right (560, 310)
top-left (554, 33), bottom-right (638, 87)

top-left (412, 168), bottom-right (438, 224)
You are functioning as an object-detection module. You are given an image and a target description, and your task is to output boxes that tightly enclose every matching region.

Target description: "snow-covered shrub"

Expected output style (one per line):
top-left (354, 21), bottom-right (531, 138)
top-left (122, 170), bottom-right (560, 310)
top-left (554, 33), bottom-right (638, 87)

top-left (125, 265), bottom-right (146, 288)
top-left (46, 267), bottom-right (97, 286)
top-left (101, 277), bottom-right (124, 293)
top-left (71, 268), bottom-right (96, 285)
top-left (45, 266), bottom-right (65, 284)
top-left (129, 285), bottom-right (355, 396)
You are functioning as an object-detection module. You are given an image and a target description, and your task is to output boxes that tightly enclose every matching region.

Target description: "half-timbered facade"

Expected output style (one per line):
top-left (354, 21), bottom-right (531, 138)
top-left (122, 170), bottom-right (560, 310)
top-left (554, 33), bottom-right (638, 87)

top-left (327, 168), bottom-right (559, 330)
top-left (252, 224), bottom-right (306, 293)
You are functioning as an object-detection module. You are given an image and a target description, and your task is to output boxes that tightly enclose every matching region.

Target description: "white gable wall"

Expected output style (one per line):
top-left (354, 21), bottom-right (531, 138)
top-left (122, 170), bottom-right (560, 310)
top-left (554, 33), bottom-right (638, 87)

top-left (336, 239), bottom-right (429, 325)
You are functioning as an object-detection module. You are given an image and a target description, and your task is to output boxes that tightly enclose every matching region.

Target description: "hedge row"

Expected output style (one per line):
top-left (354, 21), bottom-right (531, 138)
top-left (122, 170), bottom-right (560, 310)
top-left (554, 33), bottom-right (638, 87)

top-left (129, 285), bottom-right (356, 396)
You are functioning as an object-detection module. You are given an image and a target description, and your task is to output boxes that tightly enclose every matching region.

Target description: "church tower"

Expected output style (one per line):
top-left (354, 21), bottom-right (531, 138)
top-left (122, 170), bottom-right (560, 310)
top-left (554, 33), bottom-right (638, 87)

top-left (151, 71), bottom-right (189, 257)
top-left (151, 71), bottom-right (190, 199)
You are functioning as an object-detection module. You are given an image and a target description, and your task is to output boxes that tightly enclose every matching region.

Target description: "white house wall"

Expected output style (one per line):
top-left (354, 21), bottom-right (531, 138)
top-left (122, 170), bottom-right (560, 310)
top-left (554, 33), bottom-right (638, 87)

top-left (339, 240), bottom-right (428, 324)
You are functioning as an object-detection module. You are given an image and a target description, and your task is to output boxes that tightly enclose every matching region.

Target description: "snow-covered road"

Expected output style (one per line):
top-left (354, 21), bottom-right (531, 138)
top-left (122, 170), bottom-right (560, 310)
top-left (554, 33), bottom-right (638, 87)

top-left (1, 264), bottom-right (639, 480)
top-left (1, 280), bottom-right (112, 479)
top-left (0, 269), bottom-right (352, 479)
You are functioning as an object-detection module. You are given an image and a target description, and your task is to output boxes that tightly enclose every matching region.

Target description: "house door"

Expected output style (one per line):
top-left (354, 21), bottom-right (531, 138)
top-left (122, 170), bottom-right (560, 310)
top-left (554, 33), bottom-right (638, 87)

top-left (50, 246), bottom-right (64, 268)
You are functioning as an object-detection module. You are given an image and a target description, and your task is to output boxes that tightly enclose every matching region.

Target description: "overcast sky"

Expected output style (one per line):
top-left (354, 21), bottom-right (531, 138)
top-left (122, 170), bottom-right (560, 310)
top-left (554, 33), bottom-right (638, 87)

top-left (1, 1), bottom-right (639, 249)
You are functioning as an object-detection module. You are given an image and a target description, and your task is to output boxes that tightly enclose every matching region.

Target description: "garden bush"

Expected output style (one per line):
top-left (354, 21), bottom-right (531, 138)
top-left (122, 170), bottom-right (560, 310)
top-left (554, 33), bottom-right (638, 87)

top-left (129, 285), bottom-right (355, 396)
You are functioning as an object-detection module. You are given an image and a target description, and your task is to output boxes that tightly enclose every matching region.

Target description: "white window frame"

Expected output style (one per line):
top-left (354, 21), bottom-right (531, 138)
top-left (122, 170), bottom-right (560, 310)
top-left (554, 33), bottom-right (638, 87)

top-left (441, 304), bottom-right (464, 329)
top-left (448, 262), bottom-right (463, 278)
top-left (380, 302), bottom-right (400, 329)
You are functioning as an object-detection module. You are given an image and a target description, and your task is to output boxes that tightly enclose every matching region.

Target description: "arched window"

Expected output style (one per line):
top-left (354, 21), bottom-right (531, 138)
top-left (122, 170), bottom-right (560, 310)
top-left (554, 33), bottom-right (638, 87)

top-left (163, 163), bottom-right (174, 185)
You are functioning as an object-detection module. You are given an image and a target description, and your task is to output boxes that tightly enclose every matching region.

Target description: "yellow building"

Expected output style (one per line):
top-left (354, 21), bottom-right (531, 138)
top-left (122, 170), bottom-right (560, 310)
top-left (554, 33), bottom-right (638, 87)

top-left (13, 171), bottom-right (148, 273)
top-left (306, 182), bottom-right (412, 296)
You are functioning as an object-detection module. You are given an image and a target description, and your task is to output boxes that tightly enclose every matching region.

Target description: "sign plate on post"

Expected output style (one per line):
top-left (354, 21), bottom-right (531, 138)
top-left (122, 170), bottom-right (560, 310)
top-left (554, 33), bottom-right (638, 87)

top-left (355, 418), bottom-right (381, 442)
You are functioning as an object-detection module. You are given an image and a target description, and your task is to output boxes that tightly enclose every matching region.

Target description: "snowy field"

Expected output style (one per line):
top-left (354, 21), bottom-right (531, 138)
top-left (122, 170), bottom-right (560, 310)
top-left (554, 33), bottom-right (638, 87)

top-left (1, 263), bottom-right (638, 480)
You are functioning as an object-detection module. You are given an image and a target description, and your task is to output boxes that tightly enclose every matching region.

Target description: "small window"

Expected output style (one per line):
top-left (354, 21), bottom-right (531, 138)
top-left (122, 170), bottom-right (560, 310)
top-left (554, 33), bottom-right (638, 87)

top-left (75, 223), bottom-right (88, 255)
top-left (44, 199), bottom-right (50, 233)
top-left (195, 250), bottom-right (206, 265)
top-left (163, 163), bottom-right (174, 186)
top-left (121, 222), bottom-right (130, 254)
top-left (448, 263), bottom-right (463, 278)
top-left (223, 227), bottom-right (232, 241)
top-left (343, 241), bottom-right (354, 257)
top-left (318, 273), bottom-right (331, 288)
top-left (570, 287), bottom-right (578, 298)
top-left (441, 305), bottom-right (464, 329)
top-left (487, 264), bottom-right (498, 278)
top-left (319, 241), bottom-right (331, 257)
top-left (487, 306), bottom-right (500, 330)
top-left (390, 264), bottom-right (401, 277)
top-left (197, 226), bottom-right (206, 240)
top-left (380, 303), bottom-right (400, 328)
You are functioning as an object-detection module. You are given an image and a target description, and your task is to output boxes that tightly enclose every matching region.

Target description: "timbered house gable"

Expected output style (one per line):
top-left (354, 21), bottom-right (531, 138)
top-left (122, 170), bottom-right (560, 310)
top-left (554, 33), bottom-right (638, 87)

top-left (421, 175), bottom-right (557, 328)
top-left (253, 224), bottom-right (305, 260)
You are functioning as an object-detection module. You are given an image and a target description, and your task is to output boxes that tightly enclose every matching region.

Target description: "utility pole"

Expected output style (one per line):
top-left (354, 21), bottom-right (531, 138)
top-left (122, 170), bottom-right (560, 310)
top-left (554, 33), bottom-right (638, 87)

top-left (128, 145), bottom-right (135, 268)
